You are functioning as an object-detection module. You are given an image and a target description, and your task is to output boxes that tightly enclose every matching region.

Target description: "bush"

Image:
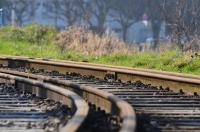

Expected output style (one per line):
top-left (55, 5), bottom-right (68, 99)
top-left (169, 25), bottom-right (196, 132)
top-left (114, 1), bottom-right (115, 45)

top-left (56, 25), bottom-right (138, 55)
top-left (24, 24), bottom-right (57, 44)
top-left (0, 24), bottom-right (57, 45)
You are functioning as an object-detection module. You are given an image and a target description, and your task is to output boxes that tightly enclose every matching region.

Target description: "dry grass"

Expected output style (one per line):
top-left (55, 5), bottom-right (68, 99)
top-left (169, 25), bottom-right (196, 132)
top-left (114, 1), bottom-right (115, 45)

top-left (56, 25), bottom-right (138, 55)
top-left (56, 24), bottom-right (200, 56)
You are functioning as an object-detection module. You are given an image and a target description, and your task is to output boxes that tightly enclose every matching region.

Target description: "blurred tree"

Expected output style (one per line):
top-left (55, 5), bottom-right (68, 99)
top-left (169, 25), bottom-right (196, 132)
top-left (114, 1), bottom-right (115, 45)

top-left (43, 0), bottom-right (60, 27)
top-left (73, 0), bottom-right (89, 22)
top-left (86, 0), bottom-right (111, 35)
top-left (4, 0), bottom-right (40, 26)
top-left (159, 0), bottom-right (200, 53)
top-left (43, 0), bottom-right (83, 27)
top-left (109, 0), bottom-right (144, 42)
top-left (74, 0), bottom-right (111, 36)
top-left (145, 0), bottom-right (164, 50)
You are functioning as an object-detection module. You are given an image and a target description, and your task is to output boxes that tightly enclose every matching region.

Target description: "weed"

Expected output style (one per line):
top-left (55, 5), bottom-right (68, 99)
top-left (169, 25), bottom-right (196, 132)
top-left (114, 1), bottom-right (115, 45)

top-left (25, 67), bottom-right (30, 79)
top-left (55, 25), bottom-right (137, 55)
top-left (1, 25), bottom-right (200, 76)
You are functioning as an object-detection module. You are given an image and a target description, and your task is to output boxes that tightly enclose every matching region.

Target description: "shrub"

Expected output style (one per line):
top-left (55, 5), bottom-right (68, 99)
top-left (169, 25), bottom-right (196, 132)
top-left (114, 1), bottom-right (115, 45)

top-left (24, 24), bottom-right (57, 45)
top-left (0, 24), bottom-right (57, 45)
top-left (56, 25), bottom-right (138, 55)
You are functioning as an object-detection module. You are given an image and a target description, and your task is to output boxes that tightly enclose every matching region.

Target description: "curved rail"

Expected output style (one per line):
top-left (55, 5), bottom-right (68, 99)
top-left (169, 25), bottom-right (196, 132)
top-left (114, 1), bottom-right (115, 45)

top-left (0, 72), bottom-right (89, 132)
top-left (1, 55), bottom-right (200, 131)
top-left (0, 55), bottom-right (200, 94)
top-left (0, 56), bottom-right (137, 132)
top-left (0, 68), bottom-right (136, 132)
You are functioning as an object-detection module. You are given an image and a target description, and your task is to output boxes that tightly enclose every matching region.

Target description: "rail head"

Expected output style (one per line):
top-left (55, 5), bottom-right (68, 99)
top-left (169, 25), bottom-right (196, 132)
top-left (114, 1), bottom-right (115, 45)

top-left (38, 76), bottom-right (137, 132)
top-left (1, 55), bottom-right (200, 80)
top-left (0, 73), bottom-right (89, 132)
top-left (0, 70), bottom-right (137, 132)
top-left (1, 55), bottom-right (200, 94)
top-left (0, 71), bottom-right (137, 132)
top-left (2, 55), bottom-right (200, 131)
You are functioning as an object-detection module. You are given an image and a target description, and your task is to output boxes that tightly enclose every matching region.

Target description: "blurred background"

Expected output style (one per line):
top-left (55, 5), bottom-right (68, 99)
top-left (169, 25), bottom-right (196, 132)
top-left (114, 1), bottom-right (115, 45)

top-left (0, 0), bottom-right (200, 51)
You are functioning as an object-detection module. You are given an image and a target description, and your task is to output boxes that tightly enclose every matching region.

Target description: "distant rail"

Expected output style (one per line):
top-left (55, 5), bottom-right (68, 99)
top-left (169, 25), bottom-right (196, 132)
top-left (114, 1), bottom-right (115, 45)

top-left (0, 55), bottom-right (200, 94)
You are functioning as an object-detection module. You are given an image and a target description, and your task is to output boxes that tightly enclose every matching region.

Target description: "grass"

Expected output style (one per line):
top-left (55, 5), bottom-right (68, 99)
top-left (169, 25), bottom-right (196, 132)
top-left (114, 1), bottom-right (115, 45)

top-left (0, 24), bottom-right (200, 76)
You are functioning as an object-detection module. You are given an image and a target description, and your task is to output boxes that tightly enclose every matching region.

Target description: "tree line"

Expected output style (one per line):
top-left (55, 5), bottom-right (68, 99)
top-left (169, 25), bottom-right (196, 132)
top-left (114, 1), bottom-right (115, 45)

top-left (0, 0), bottom-right (200, 51)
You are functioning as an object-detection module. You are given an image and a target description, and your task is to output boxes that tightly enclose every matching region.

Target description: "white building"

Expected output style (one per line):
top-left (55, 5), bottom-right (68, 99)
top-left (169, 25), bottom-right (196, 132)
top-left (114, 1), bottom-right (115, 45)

top-left (105, 19), bottom-right (167, 44)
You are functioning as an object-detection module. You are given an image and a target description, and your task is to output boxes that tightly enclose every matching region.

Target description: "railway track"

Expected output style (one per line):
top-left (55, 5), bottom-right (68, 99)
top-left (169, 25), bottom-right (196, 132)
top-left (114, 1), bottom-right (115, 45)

top-left (0, 73), bottom-right (89, 132)
top-left (0, 83), bottom-right (74, 132)
top-left (0, 85), bottom-right (46, 132)
top-left (0, 56), bottom-right (200, 131)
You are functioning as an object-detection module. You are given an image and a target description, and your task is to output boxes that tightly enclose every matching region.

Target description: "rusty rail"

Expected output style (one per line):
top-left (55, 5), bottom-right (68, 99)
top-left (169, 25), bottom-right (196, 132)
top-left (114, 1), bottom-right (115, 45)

top-left (0, 55), bottom-right (200, 94)
top-left (0, 56), bottom-right (200, 131)
top-left (0, 72), bottom-right (89, 132)
top-left (1, 55), bottom-right (200, 131)
top-left (0, 56), bottom-right (137, 132)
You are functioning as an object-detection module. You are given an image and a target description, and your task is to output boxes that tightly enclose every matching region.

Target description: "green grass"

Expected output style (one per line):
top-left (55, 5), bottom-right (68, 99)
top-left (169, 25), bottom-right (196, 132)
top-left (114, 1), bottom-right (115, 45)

top-left (90, 50), bottom-right (200, 75)
top-left (0, 25), bottom-right (200, 76)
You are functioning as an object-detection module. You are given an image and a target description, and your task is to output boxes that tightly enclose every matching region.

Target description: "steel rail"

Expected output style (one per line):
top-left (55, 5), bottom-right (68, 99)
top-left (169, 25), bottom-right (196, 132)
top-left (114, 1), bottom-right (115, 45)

top-left (0, 68), bottom-right (136, 132)
top-left (0, 58), bottom-right (136, 132)
top-left (0, 55), bottom-right (200, 94)
top-left (0, 73), bottom-right (89, 132)
top-left (1, 55), bottom-right (200, 131)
